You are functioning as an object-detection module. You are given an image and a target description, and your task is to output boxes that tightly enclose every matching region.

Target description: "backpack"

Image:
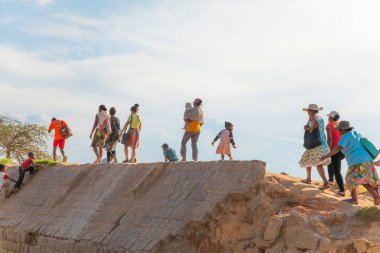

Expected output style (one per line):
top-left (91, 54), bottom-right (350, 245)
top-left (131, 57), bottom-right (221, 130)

top-left (360, 136), bottom-right (379, 160)
top-left (109, 117), bottom-right (120, 141)
top-left (60, 121), bottom-right (73, 139)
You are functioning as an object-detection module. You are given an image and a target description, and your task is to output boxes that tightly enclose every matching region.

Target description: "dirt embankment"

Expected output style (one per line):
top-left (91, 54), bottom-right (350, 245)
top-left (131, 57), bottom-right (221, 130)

top-left (157, 173), bottom-right (380, 253)
top-left (0, 161), bottom-right (380, 253)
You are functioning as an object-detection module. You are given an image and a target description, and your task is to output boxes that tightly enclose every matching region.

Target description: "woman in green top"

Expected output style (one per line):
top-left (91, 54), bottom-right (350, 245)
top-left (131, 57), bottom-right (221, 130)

top-left (119, 104), bottom-right (142, 163)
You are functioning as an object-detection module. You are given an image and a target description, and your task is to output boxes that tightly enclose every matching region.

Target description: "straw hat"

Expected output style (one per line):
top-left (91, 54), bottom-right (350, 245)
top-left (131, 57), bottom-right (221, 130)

top-left (302, 104), bottom-right (323, 112)
top-left (336, 121), bottom-right (353, 130)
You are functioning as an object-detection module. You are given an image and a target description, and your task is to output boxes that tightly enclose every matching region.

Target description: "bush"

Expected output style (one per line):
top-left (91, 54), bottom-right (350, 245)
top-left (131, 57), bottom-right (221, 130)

top-left (34, 160), bottom-right (59, 166)
top-left (0, 158), bottom-right (12, 164)
top-left (356, 206), bottom-right (380, 223)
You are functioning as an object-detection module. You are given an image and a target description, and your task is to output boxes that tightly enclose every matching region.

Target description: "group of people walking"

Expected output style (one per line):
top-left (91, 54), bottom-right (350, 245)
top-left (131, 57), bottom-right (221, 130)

top-left (85, 98), bottom-right (236, 164)
top-left (89, 104), bottom-right (142, 164)
top-left (44, 98), bottom-right (237, 166)
top-left (299, 104), bottom-right (380, 205)
top-left (8, 100), bottom-right (380, 207)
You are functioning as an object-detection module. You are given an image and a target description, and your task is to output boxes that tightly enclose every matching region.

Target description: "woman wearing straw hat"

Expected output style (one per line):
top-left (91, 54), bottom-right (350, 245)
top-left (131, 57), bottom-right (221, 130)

top-left (299, 104), bottom-right (331, 190)
top-left (322, 121), bottom-right (380, 205)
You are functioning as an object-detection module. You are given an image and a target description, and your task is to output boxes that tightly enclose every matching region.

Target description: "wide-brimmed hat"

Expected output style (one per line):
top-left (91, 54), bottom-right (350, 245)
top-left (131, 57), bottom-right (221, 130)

top-left (326, 111), bottom-right (339, 118)
top-left (303, 104), bottom-right (323, 112)
top-left (336, 121), bottom-right (353, 130)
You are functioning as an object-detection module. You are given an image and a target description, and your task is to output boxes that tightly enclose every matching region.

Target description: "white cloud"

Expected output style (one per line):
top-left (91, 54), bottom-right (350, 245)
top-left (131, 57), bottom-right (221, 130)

top-left (36, 0), bottom-right (53, 6)
top-left (2, 0), bottom-right (380, 175)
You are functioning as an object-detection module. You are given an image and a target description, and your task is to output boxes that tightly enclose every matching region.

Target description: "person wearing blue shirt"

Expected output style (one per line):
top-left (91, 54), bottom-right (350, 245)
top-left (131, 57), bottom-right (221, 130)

top-left (322, 121), bottom-right (380, 206)
top-left (162, 144), bottom-right (179, 162)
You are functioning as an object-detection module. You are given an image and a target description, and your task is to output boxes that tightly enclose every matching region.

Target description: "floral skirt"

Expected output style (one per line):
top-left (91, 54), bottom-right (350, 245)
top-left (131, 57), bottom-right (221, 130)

top-left (345, 162), bottom-right (380, 192)
top-left (299, 145), bottom-right (331, 168)
top-left (91, 129), bottom-right (106, 147)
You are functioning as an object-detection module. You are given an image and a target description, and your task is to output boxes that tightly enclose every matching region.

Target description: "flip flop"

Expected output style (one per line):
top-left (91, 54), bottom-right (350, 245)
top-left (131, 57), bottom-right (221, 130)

top-left (337, 191), bottom-right (346, 197)
top-left (319, 182), bottom-right (330, 190)
top-left (301, 179), bottom-right (311, 185)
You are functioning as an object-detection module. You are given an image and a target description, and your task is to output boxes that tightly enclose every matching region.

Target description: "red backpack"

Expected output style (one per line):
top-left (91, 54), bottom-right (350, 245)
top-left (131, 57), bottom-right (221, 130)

top-left (60, 121), bottom-right (73, 139)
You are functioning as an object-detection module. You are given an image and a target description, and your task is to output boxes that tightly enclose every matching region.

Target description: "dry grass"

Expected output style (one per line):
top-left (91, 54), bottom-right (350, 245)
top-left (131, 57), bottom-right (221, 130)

top-left (356, 206), bottom-right (380, 223)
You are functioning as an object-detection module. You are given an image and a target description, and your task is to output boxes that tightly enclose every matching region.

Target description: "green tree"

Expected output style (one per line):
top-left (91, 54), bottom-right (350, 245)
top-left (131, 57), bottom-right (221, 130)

top-left (0, 115), bottom-right (51, 163)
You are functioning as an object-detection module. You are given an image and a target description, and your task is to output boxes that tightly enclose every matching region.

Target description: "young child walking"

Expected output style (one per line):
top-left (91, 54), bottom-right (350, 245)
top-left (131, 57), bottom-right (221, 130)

top-left (15, 152), bottom-right (36, 188)
top-left (212, 122), bottom-right (236, 160)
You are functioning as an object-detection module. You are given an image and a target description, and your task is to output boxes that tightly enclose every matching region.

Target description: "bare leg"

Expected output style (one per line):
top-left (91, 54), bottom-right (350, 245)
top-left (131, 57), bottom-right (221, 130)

top-left (123, 145), bottom-right (129, 162)
top-left (306, 167), bottom-right (312, 181)
top-left (53, 146), bottom-right (57, 161)
top-left (131, 147), bottom-right (136, 163)
top-left (363, 184), bottom-right (380, 204)
top-left (221, 154), bottom-right (225, 161)
top-left (92, 146), bottom-right (99, 163)
top-left (60, 149), bottom-right (67, 162)
top-left (350, 188), bottom-right (358, 204)
top-left (228, 154), bottom-right (233, 161)
top-left (99, 147), bottom-right (103, 162)
top-left (317, 165), bottom-right (328, 183)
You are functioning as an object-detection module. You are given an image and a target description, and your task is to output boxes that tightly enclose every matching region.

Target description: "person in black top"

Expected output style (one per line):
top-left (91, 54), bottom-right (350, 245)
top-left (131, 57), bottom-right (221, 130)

top-left (105, 107), bottom-right (121, 163)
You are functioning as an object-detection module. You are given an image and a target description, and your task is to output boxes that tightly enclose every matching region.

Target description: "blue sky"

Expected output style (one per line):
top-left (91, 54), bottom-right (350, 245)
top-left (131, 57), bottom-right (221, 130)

top-left (1, 0), bottom-right (380, 179)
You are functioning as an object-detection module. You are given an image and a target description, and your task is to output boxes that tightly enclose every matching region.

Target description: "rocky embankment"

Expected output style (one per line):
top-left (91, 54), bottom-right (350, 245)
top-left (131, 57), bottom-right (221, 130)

top-left (0, 161), bottom-right (379, 253)
top-left (159, 173), bottom-right (380, 253)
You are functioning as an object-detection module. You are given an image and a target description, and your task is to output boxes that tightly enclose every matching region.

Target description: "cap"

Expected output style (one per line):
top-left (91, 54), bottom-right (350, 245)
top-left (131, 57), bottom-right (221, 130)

top-left (327, 111), bottom-right (339, 118)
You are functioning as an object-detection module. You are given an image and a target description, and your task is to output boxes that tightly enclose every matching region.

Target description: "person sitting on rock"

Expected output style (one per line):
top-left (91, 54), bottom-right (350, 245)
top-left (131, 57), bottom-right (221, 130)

top-left (162, 143), bottom-right (178, 162)
top-left (15, 152), bottom-right (36, 189)
top-left (322, 121), bottom-right (380, 205)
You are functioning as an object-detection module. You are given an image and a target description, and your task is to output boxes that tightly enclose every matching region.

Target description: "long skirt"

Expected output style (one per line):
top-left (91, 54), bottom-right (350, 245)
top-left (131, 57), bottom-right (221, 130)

top-left (128, 129), bottom-right (140, 149)
top-left (299, 145), bottom-right (331, 168)
top-left (91, 129), bottom-right (106, 147)
top-left (345, 162), bottom-right (379, 192)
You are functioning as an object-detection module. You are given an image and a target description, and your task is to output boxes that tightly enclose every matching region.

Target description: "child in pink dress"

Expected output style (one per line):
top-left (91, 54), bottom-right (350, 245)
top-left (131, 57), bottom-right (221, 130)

top-left (212, 122), bottom-right (236, 160)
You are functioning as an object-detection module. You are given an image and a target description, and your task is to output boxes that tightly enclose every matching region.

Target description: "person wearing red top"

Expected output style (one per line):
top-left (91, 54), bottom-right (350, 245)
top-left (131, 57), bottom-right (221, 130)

top-left (15, 152), bottom-right (36, 188)
top-left (48, 117), bottom-right (68, 162)
top-left (326, 111), bottom-right (346, 196)
top-left (0, 164), bottom-right (17, 190)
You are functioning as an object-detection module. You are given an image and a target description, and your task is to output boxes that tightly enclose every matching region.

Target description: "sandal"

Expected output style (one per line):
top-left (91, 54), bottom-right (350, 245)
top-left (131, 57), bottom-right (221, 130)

top-left (319, 182), bottom-right (330, 190)
top-left (337, 191), bottom-right (346, 197)
top-left (342, 198), bottom-right (358, 205)
top-left (301, 179), bottom-right (312, 185)
top-left (374, 199), bottom-right (380, 206)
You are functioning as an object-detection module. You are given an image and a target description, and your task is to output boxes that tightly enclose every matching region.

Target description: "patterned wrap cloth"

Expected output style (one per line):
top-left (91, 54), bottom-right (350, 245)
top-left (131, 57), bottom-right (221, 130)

top-left (345, 162), bottom-right (379, 192)
top-left (299, 115), bottom-right (331, 168)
